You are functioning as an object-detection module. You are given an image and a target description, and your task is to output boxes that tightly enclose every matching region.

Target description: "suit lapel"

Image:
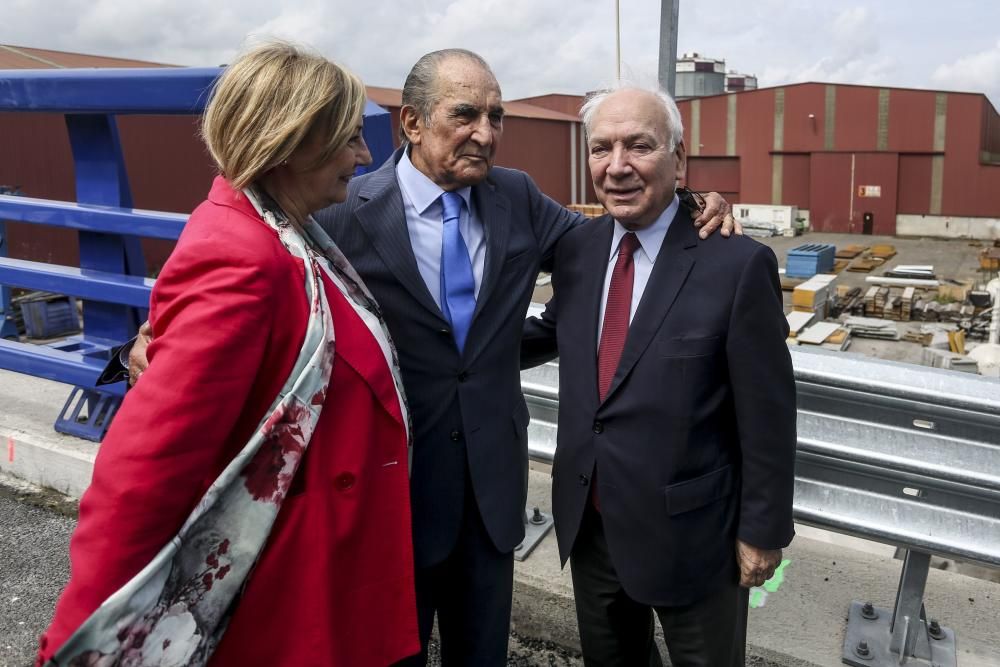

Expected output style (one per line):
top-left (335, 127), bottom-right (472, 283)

top-left (354, 152), bottom-right (445, 321)
top-left (470, 177), bottom-right (510, 322)
top-left (572, 216), bottom-right (615, 403)
top-left (602, 207), bottom-right (697, 404)
top-left (458, 176), bottom-right (511, 364)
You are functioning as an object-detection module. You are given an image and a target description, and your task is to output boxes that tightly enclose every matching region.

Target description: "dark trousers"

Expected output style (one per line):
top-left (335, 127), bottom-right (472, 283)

top-left (570, 505), bottom-right (749, 667)
top-left (397, 479), bottom-right (515, 667)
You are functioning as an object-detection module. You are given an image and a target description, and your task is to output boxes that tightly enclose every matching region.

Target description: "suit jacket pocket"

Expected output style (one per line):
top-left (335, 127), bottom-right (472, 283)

top-left (659, 335), bottom-right (720, 358)
top-left (663, 464), bottom-right (735, 516)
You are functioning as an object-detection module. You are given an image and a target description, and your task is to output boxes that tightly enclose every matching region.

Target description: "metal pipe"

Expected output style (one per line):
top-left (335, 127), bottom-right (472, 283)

top-left (615, 0), bottom-right (621, 82)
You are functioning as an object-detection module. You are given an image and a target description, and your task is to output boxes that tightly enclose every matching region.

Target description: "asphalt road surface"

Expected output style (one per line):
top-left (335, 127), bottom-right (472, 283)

top-left (0, 479), bottom-right (780, 667)
top-left (0, 480), bottom-right (74, 667)
top-left (0, 479), bottom-right (583, 667)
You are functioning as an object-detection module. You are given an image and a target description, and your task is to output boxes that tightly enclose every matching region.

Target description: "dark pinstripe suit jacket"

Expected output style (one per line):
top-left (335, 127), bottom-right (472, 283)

top-left (315, 149), bottom-right (582, 567)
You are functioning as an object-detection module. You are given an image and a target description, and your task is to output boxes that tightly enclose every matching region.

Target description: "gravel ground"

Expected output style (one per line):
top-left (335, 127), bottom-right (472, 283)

top-left (0, 477), bottom-right (75, 667)
top-left (0, 477), bottom-right (784, 667)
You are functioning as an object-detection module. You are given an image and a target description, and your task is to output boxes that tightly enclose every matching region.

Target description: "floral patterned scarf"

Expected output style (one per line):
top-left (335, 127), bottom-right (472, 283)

top-left (47, 187), bottom-right (409, 667)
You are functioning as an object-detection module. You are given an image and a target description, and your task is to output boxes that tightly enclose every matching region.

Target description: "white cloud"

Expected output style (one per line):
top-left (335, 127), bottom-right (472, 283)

top-left (932, 40), bottom-right (1000, 104)
top-left (0, 0), bottom-right (997, 106)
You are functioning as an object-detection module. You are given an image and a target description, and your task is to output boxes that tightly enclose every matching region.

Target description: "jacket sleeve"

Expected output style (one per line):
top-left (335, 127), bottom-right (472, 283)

top-left (38, 226), bottom-right (284, 662)
top-left (521, 292), bottom-right (559, 369)
top-left (522, 172), bottom-right (586, 272)
top-left (725, 243), bottom-right (797, 550)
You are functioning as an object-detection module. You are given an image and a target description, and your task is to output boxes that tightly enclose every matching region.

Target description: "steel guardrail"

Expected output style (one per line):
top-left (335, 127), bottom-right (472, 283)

top-left (520, 344), bottom-right (1000, 568)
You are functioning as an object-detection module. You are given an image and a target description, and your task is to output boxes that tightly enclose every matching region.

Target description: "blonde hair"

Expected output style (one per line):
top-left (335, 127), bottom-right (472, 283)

top-left (201, 40), bottom-right (366, 190)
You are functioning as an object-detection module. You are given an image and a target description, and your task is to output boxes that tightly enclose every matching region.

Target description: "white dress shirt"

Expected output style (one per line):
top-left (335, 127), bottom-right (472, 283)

top-left (396, 150), bottom-right (486, 308)
top-left (597, 195), bottom-right (681, 345)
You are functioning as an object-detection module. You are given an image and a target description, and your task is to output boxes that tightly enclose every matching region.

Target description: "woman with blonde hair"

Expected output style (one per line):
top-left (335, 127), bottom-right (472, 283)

top-left (38, 41), bottom-right (419, 666)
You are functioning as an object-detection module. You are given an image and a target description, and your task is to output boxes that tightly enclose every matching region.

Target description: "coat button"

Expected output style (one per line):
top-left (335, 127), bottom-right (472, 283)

top-left (579, 474), bottom-right (590, 486)
top-left (592, 421), bottom-right (604, 434)
top-left (334, 472), bottom-right (356, 491)
top-left (458, 371), bottom-right (469, 382)
top-left (450, 430), bottom-right (461, 442)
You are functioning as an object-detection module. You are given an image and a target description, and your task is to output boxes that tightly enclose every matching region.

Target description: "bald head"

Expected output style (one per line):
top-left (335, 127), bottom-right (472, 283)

top-left (585, 87), bottom-right (687, 230)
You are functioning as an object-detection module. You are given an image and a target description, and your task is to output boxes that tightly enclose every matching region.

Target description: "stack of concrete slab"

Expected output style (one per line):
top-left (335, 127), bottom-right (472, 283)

top-left (792, 274), bottom-right (837, 320)
top-left (795, 321), bottom-right (850, 350)
top-left (885, 265), bottom-right (935, 280)
top-left (922, 347), bottom-right (980, 374)
top-left (785, 311), bottom-right (816, 338)
top-left (844, 317), bottom-right (900, 340)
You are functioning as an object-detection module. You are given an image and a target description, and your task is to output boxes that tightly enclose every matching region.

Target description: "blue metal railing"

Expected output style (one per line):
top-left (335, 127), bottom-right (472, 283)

top-left (0, 67), bottom-right (394, 439)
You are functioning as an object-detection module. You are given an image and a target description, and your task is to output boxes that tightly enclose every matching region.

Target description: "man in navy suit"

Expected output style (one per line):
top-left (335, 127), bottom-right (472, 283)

top-left (312, 51), bottom-right (742, 666)
top-left (128, 50), bottom-right (737, 665)
top-left (523, 84), bottom-right (796, 666)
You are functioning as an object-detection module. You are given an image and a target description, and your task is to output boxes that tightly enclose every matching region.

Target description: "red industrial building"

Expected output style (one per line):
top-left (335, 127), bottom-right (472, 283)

top-left (520, 83), bottom-right (1000, 239)
top-left (677, 82), bottom-right (1000, 238)
top-left (3, 44), bottom-right (1000, 274)
top-left (0, 45), bottom-right (591, 271)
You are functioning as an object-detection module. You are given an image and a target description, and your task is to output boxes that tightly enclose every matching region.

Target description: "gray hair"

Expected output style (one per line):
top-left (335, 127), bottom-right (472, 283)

top-left (401, 48), bottom-right (497, 124)
top-left (580, 82), bottom-right (684, 151)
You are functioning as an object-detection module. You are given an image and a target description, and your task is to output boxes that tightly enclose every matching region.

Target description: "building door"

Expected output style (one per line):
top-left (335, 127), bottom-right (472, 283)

top-left (809, 152), bottom-right (898, 234)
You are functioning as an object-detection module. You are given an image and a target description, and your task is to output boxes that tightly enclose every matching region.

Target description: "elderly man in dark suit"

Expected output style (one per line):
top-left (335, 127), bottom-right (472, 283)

top-left (522, 84), bottom-right (796, 666)
top-left (126, 50), bottom-right (737, 665)
top-left (314, 51), bottom-right (742, 665)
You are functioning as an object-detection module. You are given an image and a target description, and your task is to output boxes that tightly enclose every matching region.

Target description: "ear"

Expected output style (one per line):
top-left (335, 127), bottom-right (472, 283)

top-left (674, 140), bottom-right (687, 180)
top-left (400, 105), bottom-right (423, 145)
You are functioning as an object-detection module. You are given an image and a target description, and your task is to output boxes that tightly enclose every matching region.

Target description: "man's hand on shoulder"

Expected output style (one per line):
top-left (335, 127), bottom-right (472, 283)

top-left (128, 320), bottom-right (153, 386)
top-left (689, 191), bottom-right (742, 239)
top-left (735, 539), bottom-right (782, 588)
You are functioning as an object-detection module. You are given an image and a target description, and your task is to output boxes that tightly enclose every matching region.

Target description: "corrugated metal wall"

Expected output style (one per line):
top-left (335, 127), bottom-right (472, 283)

top-left (677, 83), bottom-right (1000, 235)
top-left (0, 113), bottom-right (216, 272)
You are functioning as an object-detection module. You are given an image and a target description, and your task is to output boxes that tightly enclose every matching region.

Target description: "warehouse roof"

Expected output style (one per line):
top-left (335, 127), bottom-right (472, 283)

top-left (0, 44), bottom-right (171, 69)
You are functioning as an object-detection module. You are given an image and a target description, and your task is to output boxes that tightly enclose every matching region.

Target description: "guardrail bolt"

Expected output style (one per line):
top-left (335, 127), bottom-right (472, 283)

top-left (928, 619), bottom-right (944, 640)
top-left (855, 641), bottom-right (871, 658)
top-left (530, 507), bottom-right (546, 525)
top-left (861, 602), bottom-right (878, 619)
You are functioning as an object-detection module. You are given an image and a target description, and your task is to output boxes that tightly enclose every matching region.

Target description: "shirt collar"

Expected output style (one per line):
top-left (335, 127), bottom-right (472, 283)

top-left (609, 193), bottom-right (680, 263)
top-left (396, 148), bottom-right (473, 214)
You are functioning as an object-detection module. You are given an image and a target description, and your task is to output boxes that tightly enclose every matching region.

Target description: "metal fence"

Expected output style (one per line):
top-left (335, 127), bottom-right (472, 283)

top-left (521, 342), bottom-right (999, 667)
top-left (0, 67), bottom-right (393, 440)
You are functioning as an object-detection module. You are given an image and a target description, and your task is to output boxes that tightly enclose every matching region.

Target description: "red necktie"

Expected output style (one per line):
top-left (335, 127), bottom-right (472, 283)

top-left (597, 232), bottom-right (640, 401)
top-left (591, 232), bottom-right (640, 513)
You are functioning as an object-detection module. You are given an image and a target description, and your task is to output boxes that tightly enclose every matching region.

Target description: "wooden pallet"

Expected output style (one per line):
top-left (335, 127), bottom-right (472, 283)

top-left (835, 244), bottom-right (868, 259)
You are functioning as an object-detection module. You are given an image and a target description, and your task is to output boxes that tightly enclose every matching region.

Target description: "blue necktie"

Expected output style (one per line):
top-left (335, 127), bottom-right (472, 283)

top-left (439, 191), bottom-right (476, 352)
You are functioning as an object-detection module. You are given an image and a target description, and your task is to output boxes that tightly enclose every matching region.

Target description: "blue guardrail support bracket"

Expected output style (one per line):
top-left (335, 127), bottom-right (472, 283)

top-left (0, 217), bottom-right (19, 339)
top-left (52, 113), bottom-right (141, 440)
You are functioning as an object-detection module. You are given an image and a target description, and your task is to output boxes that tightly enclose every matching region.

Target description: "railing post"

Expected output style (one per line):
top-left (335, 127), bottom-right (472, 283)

top-left (842, 549), bottom-right (957, 666)
top-left (64, 113), bottom-right (145, 348)
top-left (0, 215), bottom-right (18, 339)
top-left (889, 550), bottom-right (932, 659)
top-left (48, 114), bottom-right (141, 440)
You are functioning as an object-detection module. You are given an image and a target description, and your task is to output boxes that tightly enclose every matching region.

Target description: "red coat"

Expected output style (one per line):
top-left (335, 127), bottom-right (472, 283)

top-left (39, 177), bottom-right (419, 666)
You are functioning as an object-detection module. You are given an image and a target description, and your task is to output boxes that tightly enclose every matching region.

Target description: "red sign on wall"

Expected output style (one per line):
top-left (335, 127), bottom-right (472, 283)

top-left (858, 185), bottom-right (882, 197)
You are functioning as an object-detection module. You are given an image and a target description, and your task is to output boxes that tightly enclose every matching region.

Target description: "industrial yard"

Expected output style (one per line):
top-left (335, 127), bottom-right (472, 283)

top-left (534, 228), bottom-right (999, 377)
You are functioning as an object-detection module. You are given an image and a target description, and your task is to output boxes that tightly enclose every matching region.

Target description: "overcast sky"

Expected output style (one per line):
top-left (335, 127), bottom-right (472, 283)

top-left (5, 0), bottom-right (1000, 107)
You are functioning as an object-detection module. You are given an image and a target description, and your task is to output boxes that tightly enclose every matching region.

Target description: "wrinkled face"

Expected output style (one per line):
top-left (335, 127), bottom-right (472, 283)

top-left (587, 89), bottom-right (686, 231)
top-left (285, 121), bottom-right (372, 212)
top-left (404, 59), bottom-right (504, 191)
